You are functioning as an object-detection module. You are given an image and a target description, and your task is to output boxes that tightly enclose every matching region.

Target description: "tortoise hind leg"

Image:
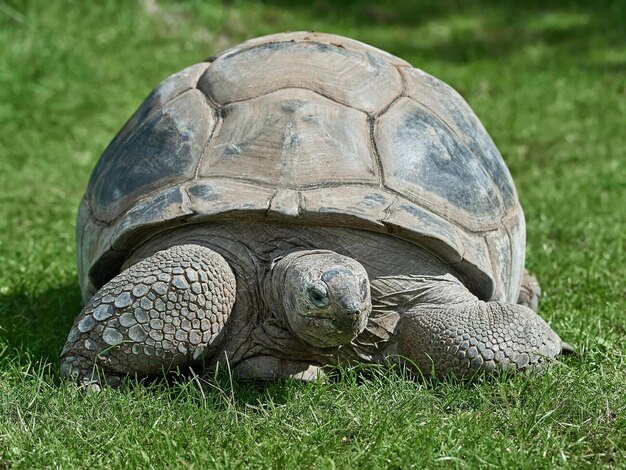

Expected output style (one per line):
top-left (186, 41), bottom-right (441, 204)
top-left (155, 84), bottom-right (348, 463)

top-left (517, 268), bottom-right (541, 312)
top-left (61, 244), bottom-right (236, 387)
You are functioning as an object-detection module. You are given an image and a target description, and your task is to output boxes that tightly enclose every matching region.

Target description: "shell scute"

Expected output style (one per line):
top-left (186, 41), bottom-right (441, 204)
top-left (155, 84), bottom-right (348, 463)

top-left (89, 89), bottom-right (214, 221)
top-left (402, 68), bottom-right (517, 209)
top-left (377, 97), bottom-right (502, 230)
top-left (197, 88), bottom-right (378, 187)
top-left (186, 180), bottom-right (275, 219)
top-left (199, 37), bottom-right (402, 113)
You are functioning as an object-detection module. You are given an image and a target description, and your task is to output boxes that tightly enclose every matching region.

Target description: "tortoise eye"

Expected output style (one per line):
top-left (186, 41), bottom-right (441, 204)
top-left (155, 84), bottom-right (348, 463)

top-left (307, 284), bottom-right (329, 307)
top-left (360, 279), bottom-right (369, 299)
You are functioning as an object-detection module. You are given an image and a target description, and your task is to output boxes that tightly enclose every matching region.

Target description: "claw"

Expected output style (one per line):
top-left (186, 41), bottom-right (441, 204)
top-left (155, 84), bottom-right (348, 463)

top-left (561, 341), bottom-right (577, 356)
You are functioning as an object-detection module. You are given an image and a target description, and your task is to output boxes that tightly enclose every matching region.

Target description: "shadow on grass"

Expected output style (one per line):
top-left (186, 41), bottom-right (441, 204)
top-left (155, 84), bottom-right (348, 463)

top-left (262, 0), bottom-right (625, 69)
top-left (0, 282), bottom-right (82, 368)
top-left (0, 281), bottom-right (310, 406)
top-left (0, 281), bottom-right (574, 409)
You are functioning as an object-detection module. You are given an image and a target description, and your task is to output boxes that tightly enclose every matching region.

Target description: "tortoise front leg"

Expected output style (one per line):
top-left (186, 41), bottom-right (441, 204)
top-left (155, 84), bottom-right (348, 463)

top-left (396, 301), bottom-right (568, 377)
top-left (61, 245), bottom-right (236, 387)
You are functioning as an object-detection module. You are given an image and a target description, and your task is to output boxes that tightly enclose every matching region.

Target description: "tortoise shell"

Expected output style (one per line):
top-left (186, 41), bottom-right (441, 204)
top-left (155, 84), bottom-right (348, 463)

top-left (77, 32), bottom-right (525, 305)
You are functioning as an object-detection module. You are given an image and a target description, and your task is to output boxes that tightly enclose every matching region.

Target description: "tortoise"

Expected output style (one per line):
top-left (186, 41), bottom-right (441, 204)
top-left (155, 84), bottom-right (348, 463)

top-left (61, 32), bottom-right (572, 386)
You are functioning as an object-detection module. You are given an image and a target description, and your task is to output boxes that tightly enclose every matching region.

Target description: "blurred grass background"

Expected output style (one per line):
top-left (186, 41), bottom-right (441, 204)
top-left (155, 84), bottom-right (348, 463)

top-left (0, 0), bottom-right (624, 467)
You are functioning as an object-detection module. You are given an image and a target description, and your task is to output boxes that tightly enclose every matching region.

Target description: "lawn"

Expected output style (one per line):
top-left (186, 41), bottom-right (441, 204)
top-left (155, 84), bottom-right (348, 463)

top-left (0, 0), bottom-right (624, 467)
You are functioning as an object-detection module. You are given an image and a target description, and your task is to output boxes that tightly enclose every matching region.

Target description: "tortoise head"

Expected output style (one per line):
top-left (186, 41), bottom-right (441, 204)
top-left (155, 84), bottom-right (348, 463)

top-left (270, 251), bottom-right (371, 348)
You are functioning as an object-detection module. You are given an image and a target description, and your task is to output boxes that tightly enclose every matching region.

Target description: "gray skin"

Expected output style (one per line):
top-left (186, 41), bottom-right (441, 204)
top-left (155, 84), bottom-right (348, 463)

top-left (61, 32), bottom-right (574, 387)
top-left (61, 222), bottom-right (571, 386)
top-left (270, 250), bottom-right (371, 348)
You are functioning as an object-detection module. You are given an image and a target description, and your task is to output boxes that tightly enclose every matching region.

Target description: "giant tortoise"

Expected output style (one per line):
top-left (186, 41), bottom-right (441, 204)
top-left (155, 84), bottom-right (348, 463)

top-left (61, 32), bottom-right (572, 386)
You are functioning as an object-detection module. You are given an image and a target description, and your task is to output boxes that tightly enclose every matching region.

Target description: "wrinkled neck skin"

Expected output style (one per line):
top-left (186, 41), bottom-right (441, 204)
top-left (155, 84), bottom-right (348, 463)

top-left (124, 221), bottom-right (477, 370)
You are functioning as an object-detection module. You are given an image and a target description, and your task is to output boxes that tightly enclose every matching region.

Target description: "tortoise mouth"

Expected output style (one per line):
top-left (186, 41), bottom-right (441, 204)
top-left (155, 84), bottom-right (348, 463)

top-left (300, 315), bottom-right (368, 348)
top-left (300, 301), bottom-right (367, 320)
top-left (296, 302), bottom-right (370, 348)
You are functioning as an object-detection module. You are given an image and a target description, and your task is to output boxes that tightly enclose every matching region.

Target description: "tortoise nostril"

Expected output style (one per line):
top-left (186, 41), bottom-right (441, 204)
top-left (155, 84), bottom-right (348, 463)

top-left (349, 308), bottom-right (360, 317)
top-left (339, 299), bottom-right (361, 317)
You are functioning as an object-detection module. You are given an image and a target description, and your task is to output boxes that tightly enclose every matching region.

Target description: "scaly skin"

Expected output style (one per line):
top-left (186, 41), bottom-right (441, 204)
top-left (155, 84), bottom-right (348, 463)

top-left (397, 301), bottom-right (562, 376)
top-left (61, 245), bottom-right (236, 386)
top-left (61, 227), bottom-right (569, 384)
top-left (517, 269), bottom-right (542, 312)
top-left (355, 273), bottom-right (568, 377)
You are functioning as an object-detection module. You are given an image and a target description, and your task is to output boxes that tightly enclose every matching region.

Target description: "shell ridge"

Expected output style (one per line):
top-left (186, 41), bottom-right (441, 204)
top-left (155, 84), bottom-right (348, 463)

top-left (380, 195), bottom-right (400, 227)
top-left (193, 104), bottom-right (221, 180)
top-left (368, 115), bottom-right (385, 187)
top-left (206, 84), bottom-right (368, 113)
top-left (264, 188), bottom-right (280, 218)
top-left (502, 222), bottom-right (517, 300)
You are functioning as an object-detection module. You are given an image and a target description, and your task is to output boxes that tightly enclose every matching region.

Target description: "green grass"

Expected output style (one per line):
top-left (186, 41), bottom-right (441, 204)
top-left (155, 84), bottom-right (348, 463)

top-left (1, 0), bottom-right (624, 467)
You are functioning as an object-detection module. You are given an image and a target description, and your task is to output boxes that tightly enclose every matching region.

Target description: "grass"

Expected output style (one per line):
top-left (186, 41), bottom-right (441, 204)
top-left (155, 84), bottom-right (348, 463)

top-left (0, 0), bottom-right (624, 467)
